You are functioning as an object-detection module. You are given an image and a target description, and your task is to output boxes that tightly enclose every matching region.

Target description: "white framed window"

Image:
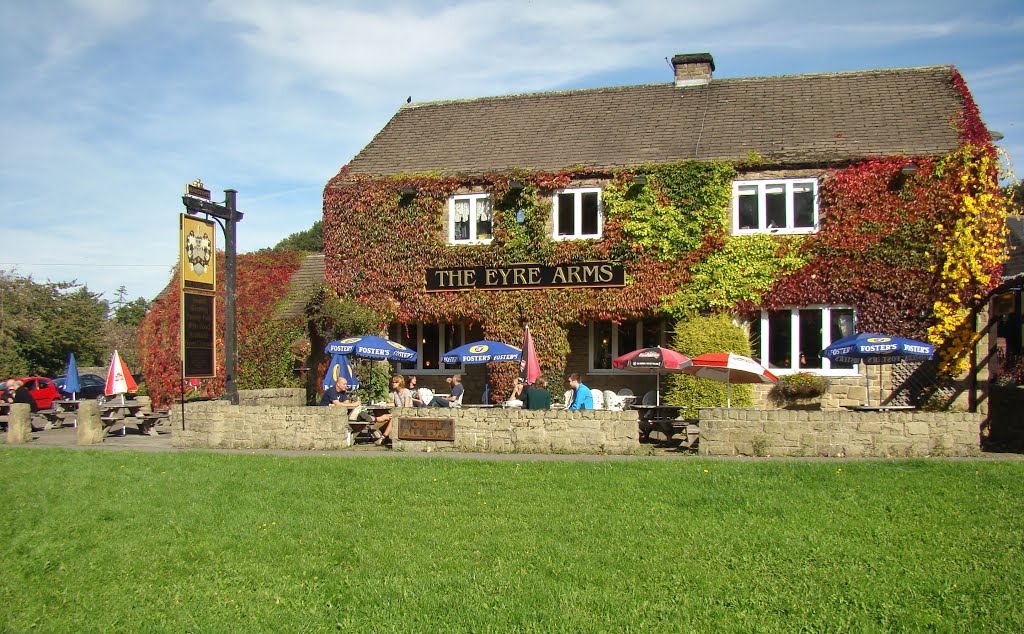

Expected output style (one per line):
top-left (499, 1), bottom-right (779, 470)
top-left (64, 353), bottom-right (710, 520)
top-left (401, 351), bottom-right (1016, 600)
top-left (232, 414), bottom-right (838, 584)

top-left (449, 194), bottom-right (493, 244)
top-left (733, 179), bottom-right (818, 234)
top-left (390, 323), bottom-right (466, 373)
top-left (553, 187), bottom-right (602, 240)
top-left (589, 319), bottom-right (665, 372)
top-left (747, 306), bottom-right (857, 375)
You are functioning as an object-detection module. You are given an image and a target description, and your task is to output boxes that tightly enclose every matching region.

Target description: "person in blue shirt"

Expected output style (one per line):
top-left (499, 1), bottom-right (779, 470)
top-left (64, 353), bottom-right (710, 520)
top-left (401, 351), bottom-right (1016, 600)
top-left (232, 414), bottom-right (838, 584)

top-left (566, 373), bottom-right (593, 410)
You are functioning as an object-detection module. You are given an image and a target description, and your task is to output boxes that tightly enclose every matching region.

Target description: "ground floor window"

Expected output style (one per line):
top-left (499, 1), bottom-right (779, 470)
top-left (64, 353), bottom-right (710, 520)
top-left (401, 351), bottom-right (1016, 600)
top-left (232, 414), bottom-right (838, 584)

top-left (389, 323), bottom-right (465, 373)
top-left (590, 319), bottom-right (664, 371)
top-left (747, 306), bottom-right (856, 374)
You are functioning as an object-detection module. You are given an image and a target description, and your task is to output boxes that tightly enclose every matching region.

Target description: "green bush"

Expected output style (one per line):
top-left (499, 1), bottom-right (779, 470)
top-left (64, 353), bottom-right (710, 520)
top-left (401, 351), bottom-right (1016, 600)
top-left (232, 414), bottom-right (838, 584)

top-left (665, 313), bottom-right (753, 417)
top-left (769, 372), bottom-right (829, 405)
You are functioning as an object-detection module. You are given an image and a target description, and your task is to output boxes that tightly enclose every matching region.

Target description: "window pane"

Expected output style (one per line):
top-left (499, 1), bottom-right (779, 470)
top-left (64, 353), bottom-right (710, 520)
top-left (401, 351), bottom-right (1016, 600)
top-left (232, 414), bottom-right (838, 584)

top-left (557, 193), bottom-right (575, 236)
top-left (393, 325), bottom-right (418, 370)
top-left (444, 324), bottom-right (463, 370)
top-left (748, 318), bottom-right (762, 362)
top-left (738, 186), bottom-right (758, 229)
top-left (641, 321), bottom-right (661, 349)
top-left (453, 199), bottom-right (470, 240)
top-left (766, 184), bottom-right (786, 229)
top-left (798, 309), bottom-right (823, 369)
top-left (422, 325), bottom-right (440, 371)
top-left (794, 183), bottom-right (814, 228)
top-left (618, 321), bottom-right (638, 357)
top-left (768, 310), bottom-right (792, 369)
top-left (476, 197), bottom-right (493, 239)
top-left (830, 309), bottom-right (855, 369)
top-left (581, 192), bottom-right (599, 235)
top-left (593, 322), bottom-right (612, 370)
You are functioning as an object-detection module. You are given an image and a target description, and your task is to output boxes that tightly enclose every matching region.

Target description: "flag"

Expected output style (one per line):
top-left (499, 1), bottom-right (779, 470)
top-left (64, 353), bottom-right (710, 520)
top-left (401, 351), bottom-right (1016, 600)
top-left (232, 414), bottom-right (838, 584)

top-left (323, 353), bottom-right (359, 391)
top-left (104, 349), bottom-right (138, 396)
top-left (518, 326), bottom-right (541, 385)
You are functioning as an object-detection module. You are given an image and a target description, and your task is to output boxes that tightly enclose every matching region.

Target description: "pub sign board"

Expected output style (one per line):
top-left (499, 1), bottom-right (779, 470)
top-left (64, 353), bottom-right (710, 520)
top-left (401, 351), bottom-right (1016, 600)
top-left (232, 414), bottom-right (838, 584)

top-left (397, 417), bottom-right (455, 441)
top-left (425, 261), bottom-right (624, 292)
top-left (181, 291), bottom-right (216, 379)
top-left (180, 213), bottom-right (216, 292)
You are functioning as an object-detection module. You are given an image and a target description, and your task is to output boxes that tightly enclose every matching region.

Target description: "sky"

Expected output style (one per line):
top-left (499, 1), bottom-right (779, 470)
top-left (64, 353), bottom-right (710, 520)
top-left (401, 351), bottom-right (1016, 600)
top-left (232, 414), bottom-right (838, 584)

top-left (1, 0), bottom-right (1021, 305)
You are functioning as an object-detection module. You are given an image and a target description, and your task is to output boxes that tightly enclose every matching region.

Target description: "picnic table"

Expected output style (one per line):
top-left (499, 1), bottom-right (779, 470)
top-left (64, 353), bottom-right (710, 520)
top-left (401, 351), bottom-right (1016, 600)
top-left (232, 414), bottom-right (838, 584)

top-left (100, 399), bottom-right (163, 436)
top-left (631, 404), bottom-right (699, 448)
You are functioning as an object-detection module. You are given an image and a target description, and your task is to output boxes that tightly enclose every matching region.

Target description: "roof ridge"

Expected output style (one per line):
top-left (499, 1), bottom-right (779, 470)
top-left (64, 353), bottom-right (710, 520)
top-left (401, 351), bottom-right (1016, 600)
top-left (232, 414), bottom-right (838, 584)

top-left (400, 65), bottom-right (954, 110)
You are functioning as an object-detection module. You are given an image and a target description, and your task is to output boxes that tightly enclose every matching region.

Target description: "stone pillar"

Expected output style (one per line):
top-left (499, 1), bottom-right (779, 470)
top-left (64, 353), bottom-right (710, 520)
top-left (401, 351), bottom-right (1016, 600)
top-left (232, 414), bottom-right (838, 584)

top-left (6, 403), bottom-right (32, 443)
top-left (77, 400), bottom-right (104, 445)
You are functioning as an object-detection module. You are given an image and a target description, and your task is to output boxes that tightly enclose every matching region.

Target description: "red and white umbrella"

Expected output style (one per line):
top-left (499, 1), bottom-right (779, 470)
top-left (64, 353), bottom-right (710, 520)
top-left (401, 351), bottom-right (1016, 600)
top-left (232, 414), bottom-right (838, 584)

top-left (613, 346), bottom-right (693, 405)
top-left (682, 353), bottom-right (777, 407)
top-left (104, 349), bottom-right (138, 400)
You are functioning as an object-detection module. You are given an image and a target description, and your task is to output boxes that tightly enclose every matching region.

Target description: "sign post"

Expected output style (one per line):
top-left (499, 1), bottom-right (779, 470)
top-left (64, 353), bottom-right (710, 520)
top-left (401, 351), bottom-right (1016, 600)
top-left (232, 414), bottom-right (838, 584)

top-left (181, 180), bottom-right (244, 405)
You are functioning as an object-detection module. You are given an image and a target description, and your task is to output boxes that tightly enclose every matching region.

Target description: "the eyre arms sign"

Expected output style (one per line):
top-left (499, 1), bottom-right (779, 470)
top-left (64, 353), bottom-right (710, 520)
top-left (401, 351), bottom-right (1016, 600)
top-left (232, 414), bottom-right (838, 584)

top-left (425, 261), bottom-right (624, 292)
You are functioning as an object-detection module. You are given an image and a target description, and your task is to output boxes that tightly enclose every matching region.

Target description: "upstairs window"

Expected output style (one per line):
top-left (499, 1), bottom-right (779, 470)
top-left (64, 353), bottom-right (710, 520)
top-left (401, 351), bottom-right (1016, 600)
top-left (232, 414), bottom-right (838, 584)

top-left (553, 188), bottom-right (602, 240)
top-left (733, 179), bottom-right (818, 234)
top-left (449, 194), bottom-right (493, 243)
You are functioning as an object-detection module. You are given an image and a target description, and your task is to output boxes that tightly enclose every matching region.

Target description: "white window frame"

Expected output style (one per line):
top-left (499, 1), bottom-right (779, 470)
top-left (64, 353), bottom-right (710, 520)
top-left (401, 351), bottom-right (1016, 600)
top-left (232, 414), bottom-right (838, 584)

top-left (732, 178), bottom-right (819, 235)
top-left (552, 187), bottom-right (603, 240)
top-left (390, 323), bottom-right (467, 374)
top-left (751, 306), bottom-right (858, 376)
top-left (448, 193), bottom-right (494, 244)
top-left (588, 320), bottom-right (665, 373)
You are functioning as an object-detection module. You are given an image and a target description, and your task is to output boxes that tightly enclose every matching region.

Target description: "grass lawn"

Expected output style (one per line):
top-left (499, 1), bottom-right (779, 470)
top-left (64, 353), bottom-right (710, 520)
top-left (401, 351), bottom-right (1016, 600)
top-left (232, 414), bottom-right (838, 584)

top-left (1, 449), bottom-right (1022, 632)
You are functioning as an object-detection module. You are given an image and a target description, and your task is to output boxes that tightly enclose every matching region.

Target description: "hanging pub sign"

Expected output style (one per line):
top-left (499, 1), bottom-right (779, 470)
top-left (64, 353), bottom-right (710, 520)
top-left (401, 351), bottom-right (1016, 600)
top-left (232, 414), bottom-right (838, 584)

top-left (425, 261), bottom-right (625, 292)
top-left (180, 209), bottom-right (217, 379)
top-left (181, 291), bottom-right (216, 378)
top-left (180, 213), bottom-right (216, 292)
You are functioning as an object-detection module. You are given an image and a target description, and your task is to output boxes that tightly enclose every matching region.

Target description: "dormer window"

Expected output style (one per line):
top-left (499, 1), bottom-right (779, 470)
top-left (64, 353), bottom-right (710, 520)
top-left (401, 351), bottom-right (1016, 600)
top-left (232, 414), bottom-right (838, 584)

top-left (553, 187), bottom-right (602, 240)
top-left (733, 179), bottom-right (818, 234)
top-left (449, 193), bottom-right (493, 243)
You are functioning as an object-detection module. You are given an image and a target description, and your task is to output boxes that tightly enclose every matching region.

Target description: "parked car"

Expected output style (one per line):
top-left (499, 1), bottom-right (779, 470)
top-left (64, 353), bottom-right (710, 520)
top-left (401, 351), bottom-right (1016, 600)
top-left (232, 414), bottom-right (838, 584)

top-left (3, 376), bottom-right (62, 410)
top-left (53, 373), bottom-right (107, 400)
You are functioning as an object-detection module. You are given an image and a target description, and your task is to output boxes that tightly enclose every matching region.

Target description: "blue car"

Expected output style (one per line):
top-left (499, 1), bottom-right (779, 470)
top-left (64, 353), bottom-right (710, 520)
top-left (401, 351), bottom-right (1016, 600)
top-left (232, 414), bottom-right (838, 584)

top-left (53, 373), bottom-right (107, 400)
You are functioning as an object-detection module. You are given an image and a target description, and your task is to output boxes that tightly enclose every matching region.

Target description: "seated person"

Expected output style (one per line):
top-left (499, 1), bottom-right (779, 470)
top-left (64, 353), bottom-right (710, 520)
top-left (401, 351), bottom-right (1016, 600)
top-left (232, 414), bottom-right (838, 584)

top-left (429, 374), bottom-right (464, 407)
top-left (566, 373), bottom-right (593, 410)
top-left (523, 377), bottom-right (551, 410)
top-left (372, 375), bottom-right (413, 446)
top-left (407, 376), bottom-right (428, 407)
top-left (5, 379), bottom-right (38, 413)
top-left (318, 377), bottom-right (359, 407)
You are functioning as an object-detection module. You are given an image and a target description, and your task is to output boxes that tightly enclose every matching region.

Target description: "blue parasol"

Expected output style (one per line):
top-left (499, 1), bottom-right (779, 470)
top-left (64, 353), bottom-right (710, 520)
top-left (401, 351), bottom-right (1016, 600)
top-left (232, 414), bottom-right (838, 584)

top-left (325, 335), bottom-right (418, 362)
top-left (323, 353), bottom-right (359, 391)
top-left (821, 333), bottom-right (934, 405)
top-left (64, 353), bottom-right (81, 397)
top-left (442, 340), bottom-right (521, 365)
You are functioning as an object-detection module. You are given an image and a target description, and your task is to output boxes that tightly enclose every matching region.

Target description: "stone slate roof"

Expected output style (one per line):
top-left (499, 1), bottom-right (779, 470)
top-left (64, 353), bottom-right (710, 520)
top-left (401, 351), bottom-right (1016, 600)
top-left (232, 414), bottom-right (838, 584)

top-left (277, 253), bottom-right (325, 319)
top-left (342, 66), bottom-right (964, 179)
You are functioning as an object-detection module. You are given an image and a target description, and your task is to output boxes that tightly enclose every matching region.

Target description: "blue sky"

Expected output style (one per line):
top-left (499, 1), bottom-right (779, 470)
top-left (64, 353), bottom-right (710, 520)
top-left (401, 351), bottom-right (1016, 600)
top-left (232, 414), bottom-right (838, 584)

top-left (1, 0), bottom-right (1021, 304)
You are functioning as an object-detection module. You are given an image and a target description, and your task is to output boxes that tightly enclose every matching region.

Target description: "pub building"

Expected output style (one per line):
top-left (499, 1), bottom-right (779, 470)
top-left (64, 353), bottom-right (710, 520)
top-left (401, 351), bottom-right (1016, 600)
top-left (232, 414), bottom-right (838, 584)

top-left (312, 52), bottom-right (1004, 407)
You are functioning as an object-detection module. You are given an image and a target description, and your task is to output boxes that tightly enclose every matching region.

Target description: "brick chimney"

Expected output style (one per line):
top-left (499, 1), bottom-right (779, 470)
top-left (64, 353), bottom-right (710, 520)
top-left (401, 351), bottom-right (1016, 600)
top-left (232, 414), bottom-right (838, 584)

top-left (672, 53), bottom-right (715, 87)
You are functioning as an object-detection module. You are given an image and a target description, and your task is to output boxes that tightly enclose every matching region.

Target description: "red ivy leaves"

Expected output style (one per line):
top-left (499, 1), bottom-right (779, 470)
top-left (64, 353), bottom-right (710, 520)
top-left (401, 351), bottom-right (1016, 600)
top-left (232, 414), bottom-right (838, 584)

top-left (138, 250), bottom-right (304, 407)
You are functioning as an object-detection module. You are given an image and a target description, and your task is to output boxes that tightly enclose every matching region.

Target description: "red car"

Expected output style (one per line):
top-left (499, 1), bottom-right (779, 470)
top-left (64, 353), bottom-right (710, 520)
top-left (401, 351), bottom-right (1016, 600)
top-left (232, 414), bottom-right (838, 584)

top-left (4, 376), bottom-right (62, 410)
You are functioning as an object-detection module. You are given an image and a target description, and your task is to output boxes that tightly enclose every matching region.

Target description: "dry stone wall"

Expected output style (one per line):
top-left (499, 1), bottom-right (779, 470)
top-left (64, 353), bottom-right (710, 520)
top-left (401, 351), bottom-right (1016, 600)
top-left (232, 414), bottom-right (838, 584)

top-left (171, 402), bottom-right (642, 454)
top-left (698, 407), bottom-right (981, 457)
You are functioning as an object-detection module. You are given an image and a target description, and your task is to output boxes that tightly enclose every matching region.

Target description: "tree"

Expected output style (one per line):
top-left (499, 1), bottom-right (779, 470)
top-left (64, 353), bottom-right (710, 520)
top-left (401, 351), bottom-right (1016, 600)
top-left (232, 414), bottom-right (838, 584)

top-left (1005, 181), bottom-right (1024, 214)
top-left (274, 220), bottom-right (323, 251)
top-left (114, 297), bottom-right (151, 326)
top-left (0, 271), bottom-right (109, 377)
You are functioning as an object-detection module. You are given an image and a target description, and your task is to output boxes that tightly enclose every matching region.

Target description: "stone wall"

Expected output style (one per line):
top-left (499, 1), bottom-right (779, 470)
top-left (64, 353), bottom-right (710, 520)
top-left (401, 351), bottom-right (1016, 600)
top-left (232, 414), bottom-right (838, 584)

top-left (238, 388), bottom-right (306, 407)
top-left (172, 401), bottom-right (642, 455)
top-left (172, 400), bottom-right (355, 450)
top-left (392, 407), bottom-right (640, 454)
top-left (697, 408), bottom-right (981, 458)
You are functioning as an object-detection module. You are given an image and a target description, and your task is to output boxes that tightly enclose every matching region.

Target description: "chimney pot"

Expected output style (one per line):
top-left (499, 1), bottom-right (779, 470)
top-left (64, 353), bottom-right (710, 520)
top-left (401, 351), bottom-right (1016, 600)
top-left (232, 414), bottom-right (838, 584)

top-left (672, 52), bottom-right (715, 87)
